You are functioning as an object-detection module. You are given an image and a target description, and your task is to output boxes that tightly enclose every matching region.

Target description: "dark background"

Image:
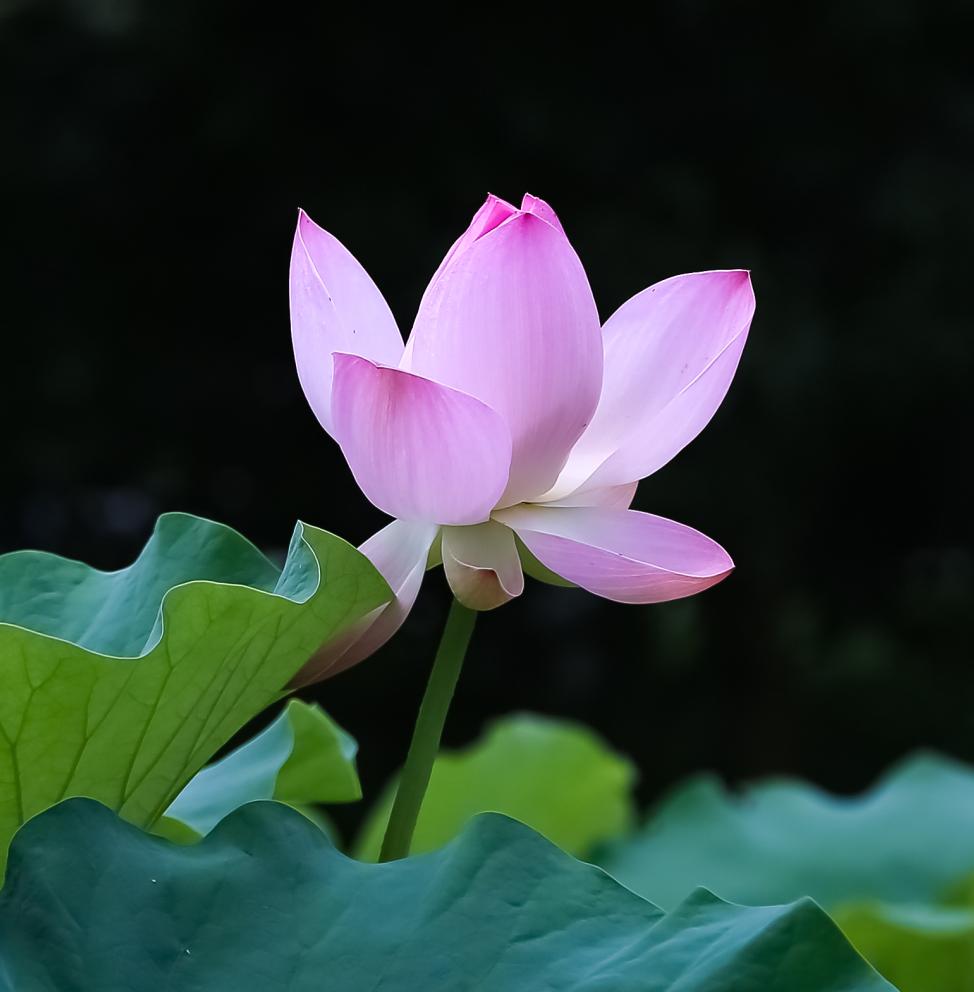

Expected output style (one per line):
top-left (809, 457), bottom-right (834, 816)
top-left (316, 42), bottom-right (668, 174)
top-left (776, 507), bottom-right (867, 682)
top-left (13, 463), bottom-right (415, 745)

top-left (2, 0), bottom-right (972, 833)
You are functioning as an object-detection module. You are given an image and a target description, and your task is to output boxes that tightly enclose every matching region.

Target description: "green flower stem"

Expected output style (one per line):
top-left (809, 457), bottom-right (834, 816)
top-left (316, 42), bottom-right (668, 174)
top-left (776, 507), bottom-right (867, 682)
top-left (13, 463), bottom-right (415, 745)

top-left (379, 598), bottom-right (477, 862)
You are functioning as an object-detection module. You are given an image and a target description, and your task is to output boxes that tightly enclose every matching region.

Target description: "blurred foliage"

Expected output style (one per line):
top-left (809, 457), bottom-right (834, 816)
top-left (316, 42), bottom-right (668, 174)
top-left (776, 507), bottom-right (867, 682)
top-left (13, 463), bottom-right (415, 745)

top-left (1, 0), bottom-right (972, 826)
top-left (599, 751), bottom-right (974, 991)
top-left (354, 713), bottom-right (636, 860)
top-left (602, 752), bottom-right (974, 910)
top-left (836, 902), bottom-right (974, 992)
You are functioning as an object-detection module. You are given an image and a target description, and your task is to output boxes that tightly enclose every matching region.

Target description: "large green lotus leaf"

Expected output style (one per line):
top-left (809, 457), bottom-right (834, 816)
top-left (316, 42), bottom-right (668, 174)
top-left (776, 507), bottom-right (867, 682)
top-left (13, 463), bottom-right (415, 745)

top-left (164, 698), bottom-right (360, 837)
top-left (354, 712), bottom-right (636, 861)
top-left (0, 798), bottom-right (893, 992)
top-left (834, 901), bottom-right (974, 992)
top-left (601, 752), bottom-right (974, 911)
top-left (0, 512), bottom-right (389, 873)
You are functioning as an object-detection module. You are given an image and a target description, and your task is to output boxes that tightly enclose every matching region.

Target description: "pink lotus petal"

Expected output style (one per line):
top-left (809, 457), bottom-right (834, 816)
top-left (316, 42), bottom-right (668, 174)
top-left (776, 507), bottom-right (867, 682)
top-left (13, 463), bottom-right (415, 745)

top-left (290, 210), bottom-right (404, 436)
top-left (546, 481), bottom-right (639, 510)
top-left (331, 353), bottom-right (512, 526)
top-left (291, 519), bottom-right (439, 685)
top-left (520, 192), bottom-right (565, 232)
top-left (494, 504), bottom-right (733, 604)
top-left (441, 520), bottom-right (525, 611)
top-left (425, 194), bottom-right (520, 293)
top-left (550, 270), bottom-right (755, 498)
top-left (404, 209), bottom-right (602, 505)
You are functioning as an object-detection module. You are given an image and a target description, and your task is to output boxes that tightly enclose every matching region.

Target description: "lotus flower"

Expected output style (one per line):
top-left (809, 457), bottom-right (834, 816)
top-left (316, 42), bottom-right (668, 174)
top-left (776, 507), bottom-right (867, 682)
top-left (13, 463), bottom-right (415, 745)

top-left (290, 194), bottom-right (754, 681)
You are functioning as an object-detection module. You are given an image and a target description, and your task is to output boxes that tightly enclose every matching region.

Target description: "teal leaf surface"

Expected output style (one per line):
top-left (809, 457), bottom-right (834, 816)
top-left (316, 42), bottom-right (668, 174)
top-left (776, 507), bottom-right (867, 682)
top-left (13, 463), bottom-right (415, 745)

top-left (0, 798), bottom-right (893, 992)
